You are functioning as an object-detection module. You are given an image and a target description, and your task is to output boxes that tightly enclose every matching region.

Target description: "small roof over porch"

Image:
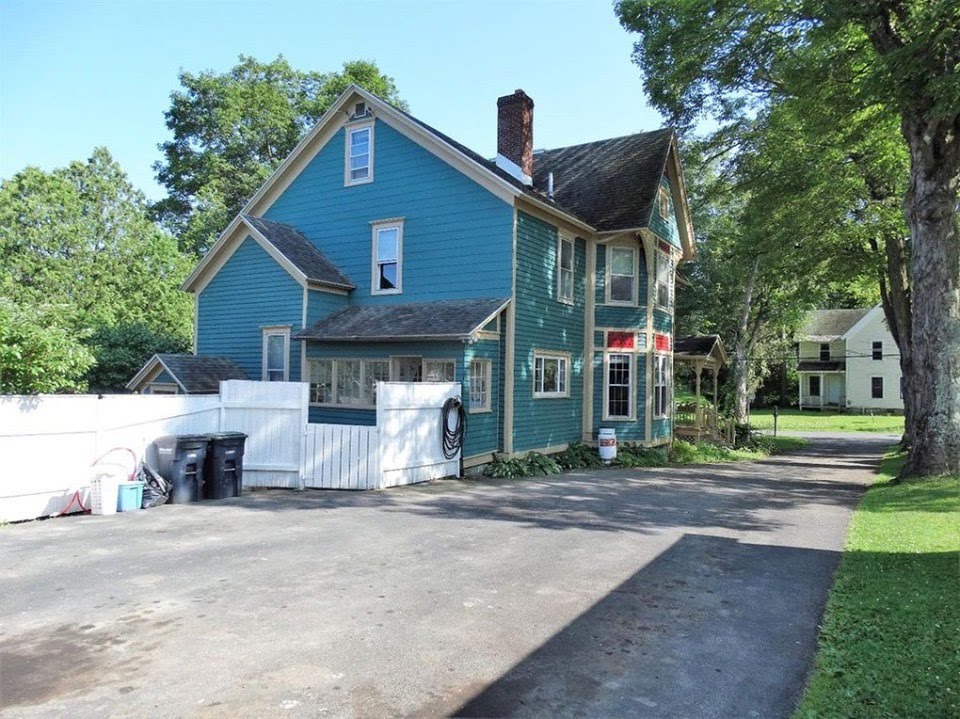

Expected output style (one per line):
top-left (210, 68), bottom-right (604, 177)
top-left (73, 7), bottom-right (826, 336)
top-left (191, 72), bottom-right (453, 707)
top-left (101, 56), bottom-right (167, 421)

top-left (674, 335), bottom-right (727, 370)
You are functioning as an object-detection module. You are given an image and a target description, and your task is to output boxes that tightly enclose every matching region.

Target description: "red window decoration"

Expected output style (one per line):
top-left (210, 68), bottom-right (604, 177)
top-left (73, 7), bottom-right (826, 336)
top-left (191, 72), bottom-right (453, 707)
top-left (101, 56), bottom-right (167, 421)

top-left (606, 331), bottom-right (635, 350)
top-left (654, 333), bottom-right (671, 352)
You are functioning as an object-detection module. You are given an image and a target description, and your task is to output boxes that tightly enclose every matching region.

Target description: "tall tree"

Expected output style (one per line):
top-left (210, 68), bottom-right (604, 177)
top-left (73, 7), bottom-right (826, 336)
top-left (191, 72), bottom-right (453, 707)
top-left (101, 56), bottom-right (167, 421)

top-left (617, 0), bottom-right (959, 474)
top-left (153, 56), bottom-right (407, 256)
top-left (0, 148), bottom-right (193, 393)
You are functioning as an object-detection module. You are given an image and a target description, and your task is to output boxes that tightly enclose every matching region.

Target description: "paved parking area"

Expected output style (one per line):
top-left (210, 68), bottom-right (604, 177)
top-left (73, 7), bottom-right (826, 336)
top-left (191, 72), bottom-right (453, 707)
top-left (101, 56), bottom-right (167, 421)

top-left (0, 434), bottom-right (892, 718)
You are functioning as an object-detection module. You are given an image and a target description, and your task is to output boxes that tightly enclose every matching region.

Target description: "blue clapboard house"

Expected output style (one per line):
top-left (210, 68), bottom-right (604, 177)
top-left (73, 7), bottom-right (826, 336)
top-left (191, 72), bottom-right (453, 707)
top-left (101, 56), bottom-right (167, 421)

top-left (149, 87), bottom-right (694, 468)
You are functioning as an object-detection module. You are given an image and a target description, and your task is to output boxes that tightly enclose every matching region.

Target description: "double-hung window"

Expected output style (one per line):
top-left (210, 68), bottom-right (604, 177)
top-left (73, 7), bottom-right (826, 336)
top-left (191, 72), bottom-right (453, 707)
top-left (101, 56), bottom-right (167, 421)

top-left (809, 376), bottom-right (821, 397)
top-left (469, 359), bottom-right (492, 413)
top-left (557, 236), bottom-right (574, 304)
top-left (819, 343), bottom-right (831, 362)
top-left (345, 124), bottom-right (373, 185)
top-left (607, 246), bottom-right (636, 304)
top-left (604, 353), bottom-right (633, 420)
top-left (871, 376), bottom-right (884, 399)
top-left (262, 327), bottom-right (290, 382)
top-left (308, 358), bottom-right (388, 408)
top-left (372, 220), bottom-right (402, 294)
top-left (653, 354), bottom-right (671, 418)
top-left (872, 341), bottom-right (883, 360)
top-left (534, 352), bottom-right (568, 398)
top-left (656, 250), bottom-right (673, 308)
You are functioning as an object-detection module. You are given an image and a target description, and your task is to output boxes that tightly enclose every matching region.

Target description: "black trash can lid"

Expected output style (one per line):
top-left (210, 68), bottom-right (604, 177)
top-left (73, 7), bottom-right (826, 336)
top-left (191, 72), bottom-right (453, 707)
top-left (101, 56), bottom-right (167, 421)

top-left (170, 434), bottom-right (211, 448)
top-left (206, 432), bottom-right (248, 441)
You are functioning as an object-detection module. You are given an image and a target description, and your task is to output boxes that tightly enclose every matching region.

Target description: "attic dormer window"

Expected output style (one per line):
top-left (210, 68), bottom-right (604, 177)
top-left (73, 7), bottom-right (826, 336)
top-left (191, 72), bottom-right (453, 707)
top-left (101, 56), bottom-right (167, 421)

top-left (345, 122), bottom-right (373, 186)
top-left (659, 188), bottom-right (670, 219)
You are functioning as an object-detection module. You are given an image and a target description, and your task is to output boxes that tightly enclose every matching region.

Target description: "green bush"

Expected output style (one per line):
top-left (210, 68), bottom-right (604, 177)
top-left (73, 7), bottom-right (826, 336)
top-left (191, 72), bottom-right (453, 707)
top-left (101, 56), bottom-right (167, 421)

top-left (614, 442), bottom-right (668, 468)
top-left (554, 442), bottom-right (603, 470)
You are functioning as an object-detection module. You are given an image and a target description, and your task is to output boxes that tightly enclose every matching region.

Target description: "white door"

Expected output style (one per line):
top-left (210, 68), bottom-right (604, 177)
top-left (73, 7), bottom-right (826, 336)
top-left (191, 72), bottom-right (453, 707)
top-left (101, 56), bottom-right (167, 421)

top-left (826, 375), bottom-right (843, 406)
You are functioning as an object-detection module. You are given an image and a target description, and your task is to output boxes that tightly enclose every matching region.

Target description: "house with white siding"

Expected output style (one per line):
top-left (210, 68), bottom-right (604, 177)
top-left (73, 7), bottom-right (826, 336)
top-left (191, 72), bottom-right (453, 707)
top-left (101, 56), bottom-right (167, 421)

top-left (797, 305), bottom-right (903, 412)
top-left (132, 86), bottom-right (696, 468)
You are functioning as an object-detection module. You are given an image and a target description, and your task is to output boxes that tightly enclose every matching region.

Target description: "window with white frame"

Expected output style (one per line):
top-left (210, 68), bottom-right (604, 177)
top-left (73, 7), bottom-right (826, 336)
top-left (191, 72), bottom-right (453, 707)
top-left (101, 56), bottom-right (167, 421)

top-left (534, 352), bottom-right (569, 397)
top-left (345, 124), bottom-right (373, 185)
top-left (605, 353), bottom-right (633, 420)
top-left (469, 359), bottom-right (492, 413)
top-left (872, 341), bottom-right (883, 360)
top-left (372, 221), bottom-right (402, 294)
top-left (871, 376), bottom-right (884, 399)
top-left (653, 354), bottom-right (671, 418)
top-left (607, 246), bottom-right (636, 304)
top-left (423, 359), bottom-right (455, 382)
top-left (262, 327), bottom-right (290, 381)
top-left (656, 250), bottom-right (673, 308)
top-left (557, 236), bottom-right (574, 303)
top-left (308, 358), bottom-right (388, 407)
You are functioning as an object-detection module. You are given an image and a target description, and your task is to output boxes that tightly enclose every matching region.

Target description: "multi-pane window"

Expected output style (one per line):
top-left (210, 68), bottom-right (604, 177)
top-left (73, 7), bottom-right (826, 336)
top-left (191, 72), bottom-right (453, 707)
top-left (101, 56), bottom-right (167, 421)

top-left (872, 341), bottom-right (883, 360)
top-left (605, 353), bottom-right (633, 419)
top-left (871, 376), bottom-right (884, 399)
top-left (809, 375), bottom-right (821, 397)
top-left (819, 343), bottom-right (831, 362)
top-left (534, 353), bottom-right (568, 397)
top-left (346, 125), bottom-right (372, 184)
top-left (608, 246), bottom-right (635, 304)
top-left (654, 354), bottom-right (671, 418)
top-left (423, 360), bottom-right (455, 382)
top-left (558, 236), bottom-right (574, 303)
top-left (308, 359), bottom-right (388, 408)
top-left (656, 250), bottom-right (673, 308)
top-left (469, 359), bottom-right (491, 413)
top-left (373, 222), bottom-right (402, 294)
top-left (262, 328), bottom-right (289, 382)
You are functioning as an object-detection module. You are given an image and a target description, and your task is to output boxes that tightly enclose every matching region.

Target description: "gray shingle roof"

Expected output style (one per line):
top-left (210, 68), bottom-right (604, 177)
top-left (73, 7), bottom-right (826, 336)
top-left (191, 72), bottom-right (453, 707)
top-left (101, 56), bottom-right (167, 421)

top-left (797, 360), bottom-right (846, 372)
top-left (243, 215), bottom-right (355, 289)
top-left (295, 298), bottom-right (509, 342)
top-left (532, 130), bottom-right (675, 232)
top-left (156, 354), bottom-right (248, 393)
top-left (799, 309), bottom-right (870, 340)
top-left (402, 108), bottom-right (674, 232)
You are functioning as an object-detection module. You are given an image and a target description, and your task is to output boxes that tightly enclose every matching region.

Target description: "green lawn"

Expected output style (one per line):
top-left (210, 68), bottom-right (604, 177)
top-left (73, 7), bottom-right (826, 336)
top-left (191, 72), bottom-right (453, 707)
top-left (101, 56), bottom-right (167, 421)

top-left (794, 454), bottom-right (960, 718)
top-left (750, 408), bottom-right (904, 433)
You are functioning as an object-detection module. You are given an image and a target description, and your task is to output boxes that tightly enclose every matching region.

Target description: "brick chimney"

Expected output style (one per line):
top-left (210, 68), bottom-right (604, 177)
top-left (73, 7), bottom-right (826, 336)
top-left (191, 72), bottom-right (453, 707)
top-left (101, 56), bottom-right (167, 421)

top-left (496, 89), bottom-right (534, 186)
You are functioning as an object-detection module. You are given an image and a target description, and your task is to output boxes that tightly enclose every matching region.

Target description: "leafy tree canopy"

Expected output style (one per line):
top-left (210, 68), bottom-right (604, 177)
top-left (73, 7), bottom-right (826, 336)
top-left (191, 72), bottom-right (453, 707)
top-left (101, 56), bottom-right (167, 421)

top-left (153, 56), bottom-right (407, 256)
top-left (0, 148), bottom-right (193, 393)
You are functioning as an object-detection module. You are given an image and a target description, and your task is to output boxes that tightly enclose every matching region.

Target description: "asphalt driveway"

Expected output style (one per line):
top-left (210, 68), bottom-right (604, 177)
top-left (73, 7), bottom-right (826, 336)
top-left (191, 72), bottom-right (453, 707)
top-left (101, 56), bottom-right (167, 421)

top-left (0, 434), bottom-right (893, 718)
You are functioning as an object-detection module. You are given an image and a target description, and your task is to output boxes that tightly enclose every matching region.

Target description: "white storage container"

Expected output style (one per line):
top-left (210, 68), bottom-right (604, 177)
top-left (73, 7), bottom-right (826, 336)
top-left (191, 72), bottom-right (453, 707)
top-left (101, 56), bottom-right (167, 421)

top-left (598, 428), bottom-right (617, 464)
top-left (89, 472), bottom-right (121, 515)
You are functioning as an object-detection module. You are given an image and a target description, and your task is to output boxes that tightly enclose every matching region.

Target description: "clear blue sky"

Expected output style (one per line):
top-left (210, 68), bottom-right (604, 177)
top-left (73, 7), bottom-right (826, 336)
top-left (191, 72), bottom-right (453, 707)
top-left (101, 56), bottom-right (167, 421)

top-left (0, 0), bottom-right (662, 201)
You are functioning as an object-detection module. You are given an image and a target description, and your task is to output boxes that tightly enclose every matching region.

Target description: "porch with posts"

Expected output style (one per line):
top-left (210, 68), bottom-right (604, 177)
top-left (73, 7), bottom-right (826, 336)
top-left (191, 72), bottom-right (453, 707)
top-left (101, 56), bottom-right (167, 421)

top-left (673, 335), bottom-right (733, 444)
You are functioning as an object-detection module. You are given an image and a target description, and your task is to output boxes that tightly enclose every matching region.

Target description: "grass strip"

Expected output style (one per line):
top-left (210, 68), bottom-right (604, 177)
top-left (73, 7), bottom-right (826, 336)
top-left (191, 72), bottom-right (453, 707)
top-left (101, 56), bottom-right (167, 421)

top-left (794, 452), bottom-right (960, 718)
top-left (750, 408), bottom-right (904, 434)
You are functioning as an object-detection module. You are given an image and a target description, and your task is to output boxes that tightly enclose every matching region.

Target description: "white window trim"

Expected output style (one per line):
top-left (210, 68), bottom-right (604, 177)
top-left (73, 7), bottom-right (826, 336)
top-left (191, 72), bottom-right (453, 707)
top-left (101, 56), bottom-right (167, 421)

top-left (557, 235), bottom-right (574, 305)
top-left (658, 188), bottom-right (670, 219)
top-left (468, 359), bottom-right (492, 413)
top-left (872, 341), bottom-right (883, 360)
top-left (261, 326), bottom-right (291, 382)
top-left (371, 219), bottom-right (403, 295)
top-left (344, 121), bottom-right (374, 187)
top-left (653, 353), bottom-right (672, 419)
top-left (533, 350), bottom-right (571, 399)
top-left (602, 352), bottom-right (635, 421)
top-left (655, 248), bottom-right (674, 310)
top-left (604, 242), bottom-right (639, 306)
top-left (871, 376), bottom-right (884, 399)
top-left (307, 358), bottom-right (389, 409)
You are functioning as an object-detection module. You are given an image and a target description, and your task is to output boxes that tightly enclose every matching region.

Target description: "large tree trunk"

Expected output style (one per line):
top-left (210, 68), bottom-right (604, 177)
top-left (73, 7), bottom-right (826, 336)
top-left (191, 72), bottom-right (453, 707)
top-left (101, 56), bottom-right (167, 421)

top-left (732, 257), bottom-right (761, 424)
top-left (901, 115), bottom-right (960, 476)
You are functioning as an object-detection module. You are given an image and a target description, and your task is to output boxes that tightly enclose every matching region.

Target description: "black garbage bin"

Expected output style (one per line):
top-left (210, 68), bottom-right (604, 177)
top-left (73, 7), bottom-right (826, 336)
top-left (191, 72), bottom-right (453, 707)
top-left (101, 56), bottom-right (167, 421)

top-left (203, 432), bottom-right (247, 499)
top-left (153, 434), bottom-right (209, 504)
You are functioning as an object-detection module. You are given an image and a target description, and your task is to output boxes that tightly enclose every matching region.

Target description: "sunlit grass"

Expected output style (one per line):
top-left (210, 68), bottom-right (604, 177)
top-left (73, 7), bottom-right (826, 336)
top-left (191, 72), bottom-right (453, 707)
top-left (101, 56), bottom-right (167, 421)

top-left (750, 408), bottom-right (904, 433)
top-left (794, 452), bottom-right (960, 718)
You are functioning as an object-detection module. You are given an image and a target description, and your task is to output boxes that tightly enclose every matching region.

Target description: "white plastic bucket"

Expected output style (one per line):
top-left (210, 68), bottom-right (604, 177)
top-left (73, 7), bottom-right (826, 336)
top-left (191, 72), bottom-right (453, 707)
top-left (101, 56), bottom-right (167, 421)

top-left (90, 472), bottom-right (121, 515)
top-left (598, 428), bottom-right (617, 464)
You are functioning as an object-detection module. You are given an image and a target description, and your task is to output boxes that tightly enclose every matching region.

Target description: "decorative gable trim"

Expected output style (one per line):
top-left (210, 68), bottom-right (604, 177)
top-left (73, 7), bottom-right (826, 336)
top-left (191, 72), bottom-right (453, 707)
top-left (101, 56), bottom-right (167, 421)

top-left (647, 138), bottom-right (695, 262)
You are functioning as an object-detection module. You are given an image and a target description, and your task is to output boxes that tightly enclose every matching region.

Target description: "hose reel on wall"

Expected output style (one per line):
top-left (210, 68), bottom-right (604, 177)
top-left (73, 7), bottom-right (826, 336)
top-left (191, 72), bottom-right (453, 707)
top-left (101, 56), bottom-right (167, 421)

top-left (441, 396), bottom-right (466, 461)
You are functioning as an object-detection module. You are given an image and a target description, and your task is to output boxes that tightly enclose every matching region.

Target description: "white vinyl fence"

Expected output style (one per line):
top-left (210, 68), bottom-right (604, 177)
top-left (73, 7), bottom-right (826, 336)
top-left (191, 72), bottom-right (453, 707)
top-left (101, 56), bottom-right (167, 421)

top-left (0, 380), bottom-right (461, 521)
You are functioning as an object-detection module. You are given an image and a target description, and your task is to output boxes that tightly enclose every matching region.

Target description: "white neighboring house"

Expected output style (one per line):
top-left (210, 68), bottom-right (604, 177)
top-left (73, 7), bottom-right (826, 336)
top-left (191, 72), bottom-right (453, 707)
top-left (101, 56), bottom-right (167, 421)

top-left (797, 305), bottom-right (903, 412)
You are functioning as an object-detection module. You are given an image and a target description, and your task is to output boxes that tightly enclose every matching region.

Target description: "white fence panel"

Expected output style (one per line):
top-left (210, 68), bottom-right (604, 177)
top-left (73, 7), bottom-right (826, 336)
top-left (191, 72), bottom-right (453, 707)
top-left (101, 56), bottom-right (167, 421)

top-left (220, 380), bottom-right (307, 489)
top-left (302, 423), bottom-right (380, 490)
top-left (0, 394), bottom-right (220, 523)
top-left (377, 382), bottom-right (461, 488)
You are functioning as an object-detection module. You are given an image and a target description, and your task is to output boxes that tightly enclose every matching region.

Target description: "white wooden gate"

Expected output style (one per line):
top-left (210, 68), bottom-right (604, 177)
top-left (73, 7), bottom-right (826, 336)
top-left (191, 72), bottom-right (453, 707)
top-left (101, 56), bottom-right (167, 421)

top-left (301, 424), bottom-right (380, 490)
